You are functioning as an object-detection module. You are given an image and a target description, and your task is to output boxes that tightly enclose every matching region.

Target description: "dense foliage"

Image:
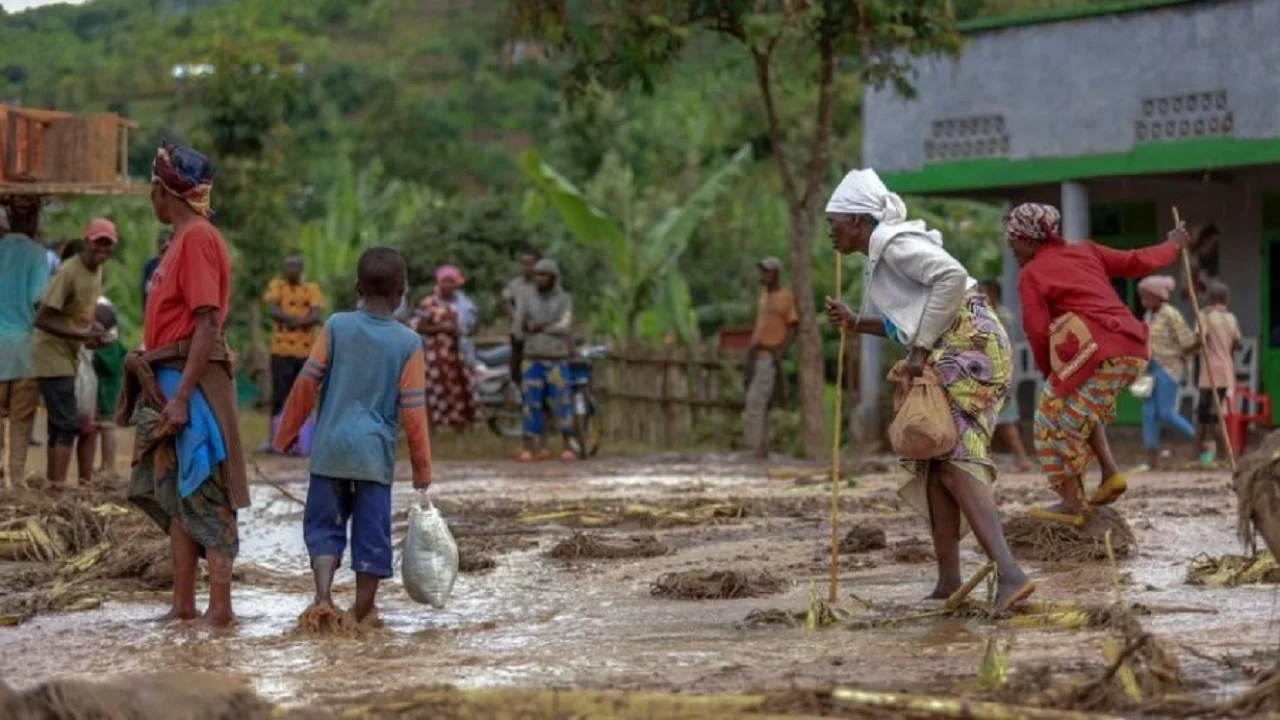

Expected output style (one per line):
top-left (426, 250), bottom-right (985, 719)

top-left (3, 0), bottom-right (1098, 447)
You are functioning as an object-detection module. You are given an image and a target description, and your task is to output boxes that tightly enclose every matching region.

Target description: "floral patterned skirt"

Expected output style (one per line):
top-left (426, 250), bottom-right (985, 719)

top-left (897, 292), bottom-right (1012, 528)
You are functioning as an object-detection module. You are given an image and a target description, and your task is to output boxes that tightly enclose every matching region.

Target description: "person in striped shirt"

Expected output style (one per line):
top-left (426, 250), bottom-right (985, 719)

top-left (275, 247), bottom-right (432, 624)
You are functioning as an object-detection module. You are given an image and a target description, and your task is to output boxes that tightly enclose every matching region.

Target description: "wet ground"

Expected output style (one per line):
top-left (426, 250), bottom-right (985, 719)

top-left (1, 454), bottom-right (1276, 710)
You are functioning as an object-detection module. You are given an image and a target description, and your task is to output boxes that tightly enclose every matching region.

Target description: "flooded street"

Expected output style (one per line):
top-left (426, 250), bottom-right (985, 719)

top-left (2, 456), bottom-right (1278, 710)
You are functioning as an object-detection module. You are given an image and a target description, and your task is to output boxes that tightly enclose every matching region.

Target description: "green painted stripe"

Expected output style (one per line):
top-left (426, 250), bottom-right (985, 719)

top-left (957, 0), bottom-right (1205, 34)
top-left (880, 137), bottom-right (1280, 194)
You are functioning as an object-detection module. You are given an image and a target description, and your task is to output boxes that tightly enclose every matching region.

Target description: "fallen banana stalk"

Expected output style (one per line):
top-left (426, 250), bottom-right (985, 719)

top-left (59, 541), bottom-right (111, 576)
top-left (945, 563), bottom-right (993, 611)
top-left (0, 518), bottom-right (64, 562)
top-left (830, 687), bottom-right (1124, 720)
top-left (1103, 636), bottom-right (1142, 703)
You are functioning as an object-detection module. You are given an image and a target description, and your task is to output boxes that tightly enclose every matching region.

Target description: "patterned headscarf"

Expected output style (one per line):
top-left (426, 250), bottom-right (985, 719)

top-left (152, 142), bottom-right (215, 218)
top-left (1004, 203), bottom-right (1063, 245)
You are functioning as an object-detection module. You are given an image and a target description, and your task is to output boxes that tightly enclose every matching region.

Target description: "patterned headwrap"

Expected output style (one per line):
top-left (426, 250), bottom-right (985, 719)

top-left (152, 142), bottom-right (215, 218)
top-left (1004, 203), bottom-right (1063, 245)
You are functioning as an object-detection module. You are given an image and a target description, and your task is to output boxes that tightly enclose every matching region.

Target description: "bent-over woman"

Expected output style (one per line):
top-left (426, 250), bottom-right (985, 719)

top-left (1006, 203), bottom-right (1184, 513)
top-left (823, 168), bottom-right (1032, 613)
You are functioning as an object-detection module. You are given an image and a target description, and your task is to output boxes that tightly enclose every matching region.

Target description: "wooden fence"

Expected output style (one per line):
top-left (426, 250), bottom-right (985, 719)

top-left (596, 345), bottom-right (743, 449)
top-left (594, 341), bottom-right (860, 450)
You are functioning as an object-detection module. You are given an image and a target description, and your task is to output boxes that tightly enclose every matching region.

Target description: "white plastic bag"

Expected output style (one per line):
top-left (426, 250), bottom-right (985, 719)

top-left (402, 490), bottom-right (459, 608)
top-left (75, 348), bottom-right (98, 420)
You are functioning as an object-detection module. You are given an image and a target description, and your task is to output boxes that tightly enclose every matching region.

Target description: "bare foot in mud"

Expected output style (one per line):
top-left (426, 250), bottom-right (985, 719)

top-left (925, 581), bottom-right (962, 601)
top-left (153, 607), bottom-right (199, 623)
top-left (195, 610), bottom-right (237, 630)
top-left (993, 574), bottom-right (1035, 614)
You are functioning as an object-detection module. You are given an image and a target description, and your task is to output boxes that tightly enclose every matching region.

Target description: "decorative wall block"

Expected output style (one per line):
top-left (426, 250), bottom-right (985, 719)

top-left (923, 114), bottom-right (1009, 163)
top-left (1135, 90), bottom-right (1232, 143)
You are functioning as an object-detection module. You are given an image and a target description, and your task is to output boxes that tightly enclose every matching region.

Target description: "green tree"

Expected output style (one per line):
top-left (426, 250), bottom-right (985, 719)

top-left (521, 143), bottom-right (752, 343)
top-left (506, 0), bottom-right (962, 457)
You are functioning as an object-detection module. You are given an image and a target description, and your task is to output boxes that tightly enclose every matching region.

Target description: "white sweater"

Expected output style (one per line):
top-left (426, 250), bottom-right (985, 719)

top-left (859, 220), bottom-right (974, 350)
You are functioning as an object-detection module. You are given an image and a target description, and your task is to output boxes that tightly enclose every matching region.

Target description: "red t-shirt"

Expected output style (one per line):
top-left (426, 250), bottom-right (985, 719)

top-left (144, 219), bottom-right (231, 349)
top-left (1018, 239), bottom-right (1179, 397)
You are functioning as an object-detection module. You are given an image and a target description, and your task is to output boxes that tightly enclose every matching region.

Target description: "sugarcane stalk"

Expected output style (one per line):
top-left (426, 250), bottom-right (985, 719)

top-left (830, 687), bottom-right (1125, 720)
top-left (829, 254), bottom-right (845, 604)
top-left (1172, 206), bottom-right (1235, 471)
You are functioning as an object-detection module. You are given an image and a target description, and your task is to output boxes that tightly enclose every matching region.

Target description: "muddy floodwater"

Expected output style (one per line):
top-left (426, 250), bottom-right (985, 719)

top-left (2, 455), bottom-right (1277, 709)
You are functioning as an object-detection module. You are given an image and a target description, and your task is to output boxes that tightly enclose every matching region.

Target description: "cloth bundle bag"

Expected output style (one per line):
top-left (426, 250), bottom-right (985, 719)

top-left (886, 360), bottom-right (956, 460)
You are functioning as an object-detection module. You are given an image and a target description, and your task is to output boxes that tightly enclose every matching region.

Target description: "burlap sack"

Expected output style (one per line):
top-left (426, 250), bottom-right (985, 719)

top-left (887, 361), bottom-right (956, 460)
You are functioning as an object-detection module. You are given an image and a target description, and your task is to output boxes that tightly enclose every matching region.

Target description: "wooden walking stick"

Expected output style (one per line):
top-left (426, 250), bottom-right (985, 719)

top-left (829, 255), bottom-right (846, 604)
top-left (1172, 207), bottom-right (1236, 471)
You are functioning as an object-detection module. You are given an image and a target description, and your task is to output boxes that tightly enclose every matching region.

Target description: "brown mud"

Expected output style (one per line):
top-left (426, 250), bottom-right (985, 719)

top-left (0, 454), bottom-right (1274, 716)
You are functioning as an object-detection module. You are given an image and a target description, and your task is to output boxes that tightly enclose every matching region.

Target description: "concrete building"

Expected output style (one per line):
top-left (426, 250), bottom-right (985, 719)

top-left (861, 0), bottom-right (1280, 424)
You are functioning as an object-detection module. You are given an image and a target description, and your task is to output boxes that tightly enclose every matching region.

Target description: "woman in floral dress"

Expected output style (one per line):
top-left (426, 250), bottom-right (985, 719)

top-left (415, 265), bottom-right (477, 431)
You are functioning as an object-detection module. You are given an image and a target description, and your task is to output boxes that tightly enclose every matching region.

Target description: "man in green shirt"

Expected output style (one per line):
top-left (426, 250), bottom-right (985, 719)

top-left (32, 218), bottom-right (116, 487)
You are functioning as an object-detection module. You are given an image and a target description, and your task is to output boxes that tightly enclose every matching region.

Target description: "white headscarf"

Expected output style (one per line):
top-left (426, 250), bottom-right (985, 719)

top-left (825, 168), bottom-right (908, 223)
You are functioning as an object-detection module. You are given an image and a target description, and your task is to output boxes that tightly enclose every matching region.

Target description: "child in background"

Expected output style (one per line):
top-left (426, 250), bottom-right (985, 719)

top-left (91, 299), bottom-right (126, 475)
top-left (1196, 280), bottom-right (1240, 467)
top-left (275, 247), bottom-right (432, 624)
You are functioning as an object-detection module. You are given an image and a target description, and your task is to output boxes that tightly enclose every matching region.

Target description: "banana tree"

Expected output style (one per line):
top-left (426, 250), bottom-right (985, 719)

top-left (520, 143), bottom-right (752, 344)
top-left (297, 158), bottom-right (437, 308)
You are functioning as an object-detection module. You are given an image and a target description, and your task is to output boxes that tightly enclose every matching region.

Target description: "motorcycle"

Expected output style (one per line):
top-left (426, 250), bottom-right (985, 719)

top-left (474, 343), bottom-right (606, 459)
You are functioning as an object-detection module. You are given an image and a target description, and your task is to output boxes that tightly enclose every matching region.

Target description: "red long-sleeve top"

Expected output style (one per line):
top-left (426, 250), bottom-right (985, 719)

top-left (1018, 240), bottom-right (1180, 398)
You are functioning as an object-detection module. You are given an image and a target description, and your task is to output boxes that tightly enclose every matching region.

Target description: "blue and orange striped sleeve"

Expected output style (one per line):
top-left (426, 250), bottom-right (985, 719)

top-left (274, 326), bottom-right (329, 453)
top-left (398, 348), bottom-right (432, 487)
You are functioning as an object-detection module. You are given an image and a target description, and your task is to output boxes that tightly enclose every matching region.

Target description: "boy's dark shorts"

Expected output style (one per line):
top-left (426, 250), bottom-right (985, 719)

top-left (37, 376), bottom-right (83, 447)
top-left (1197, 388), bottom-right (1229, 424)
top-left (303, 474), bottom-right (394, 578)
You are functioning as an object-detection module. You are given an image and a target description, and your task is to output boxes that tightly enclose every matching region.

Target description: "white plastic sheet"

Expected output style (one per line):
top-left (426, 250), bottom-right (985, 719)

top-left (402, 491), bottom-right (459, 608)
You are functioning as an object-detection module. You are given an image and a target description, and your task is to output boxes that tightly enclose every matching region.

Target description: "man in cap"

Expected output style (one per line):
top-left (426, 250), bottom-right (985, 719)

top-left (743, 257), bottom-right (798, 459)
top-left (511, 257), bottom-right (576, 462)
top-left (0, 199), bottom-right (51, 487)
top-left (32, 217), bottom-right (116, 487)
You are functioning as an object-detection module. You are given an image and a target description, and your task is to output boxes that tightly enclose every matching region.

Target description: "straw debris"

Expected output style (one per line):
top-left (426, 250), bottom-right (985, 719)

top-left (1004, 507), bottom-right (1134, 562)
top-left (1186, 551), bottom-right (1280, 587)
top-left (0, 478), bottom-right (170, 622)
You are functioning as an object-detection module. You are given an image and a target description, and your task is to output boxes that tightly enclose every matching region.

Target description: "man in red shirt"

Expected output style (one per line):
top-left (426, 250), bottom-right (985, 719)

top-left (1006, 203), bottom-right (1186, 514)
top-left (123, 142), bottom-right (246, 628)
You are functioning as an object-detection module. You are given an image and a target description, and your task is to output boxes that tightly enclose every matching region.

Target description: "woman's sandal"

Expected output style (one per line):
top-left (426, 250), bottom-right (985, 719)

top-left (1089, 474), bottom-right (1128, 506)
top-left (513, 450), bottom-right (535, 462)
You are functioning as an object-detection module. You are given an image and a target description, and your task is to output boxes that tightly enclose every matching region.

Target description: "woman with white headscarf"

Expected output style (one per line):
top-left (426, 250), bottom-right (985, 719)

top-left (823, 168), bottom-right (1033, 613)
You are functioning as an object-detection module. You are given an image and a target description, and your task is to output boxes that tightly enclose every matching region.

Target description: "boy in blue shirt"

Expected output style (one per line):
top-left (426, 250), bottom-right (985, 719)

top-left (275, 247), bottom-right (432, 623)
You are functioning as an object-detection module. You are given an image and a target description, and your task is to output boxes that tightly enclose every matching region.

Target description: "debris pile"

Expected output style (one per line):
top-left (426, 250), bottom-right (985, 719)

top-left (837, 525), bottom-right (886, 553)
top-left (0, 477), bottom-right (169, 623)
top-left (1004, 507), bottom-right (1135, 562)
top-left (548, 532), bottom-right (668, 561)
top-left (1186, 552), bottom-right (1280, 587)
top-left (650, 570), bottom-right (783, 600)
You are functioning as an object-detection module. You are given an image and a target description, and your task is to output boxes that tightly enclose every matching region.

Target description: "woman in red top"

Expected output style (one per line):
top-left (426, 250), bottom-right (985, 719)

top-left (1008, 203), bottom-right (1186, 513)
top-left (126, 142), bottom-right (246, 628)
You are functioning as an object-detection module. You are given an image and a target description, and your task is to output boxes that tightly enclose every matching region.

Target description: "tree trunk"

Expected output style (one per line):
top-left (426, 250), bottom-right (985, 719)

top-left (788, 209), bottom-right (826, 459)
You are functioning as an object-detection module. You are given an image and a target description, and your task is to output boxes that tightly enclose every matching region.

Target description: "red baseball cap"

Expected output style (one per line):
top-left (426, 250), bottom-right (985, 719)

top-left (84, 217), bottom-right (118, 245)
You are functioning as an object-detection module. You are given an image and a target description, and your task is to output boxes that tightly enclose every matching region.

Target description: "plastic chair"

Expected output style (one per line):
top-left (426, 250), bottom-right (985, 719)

top-left (1223, 388), bottom-right (1273, 457)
